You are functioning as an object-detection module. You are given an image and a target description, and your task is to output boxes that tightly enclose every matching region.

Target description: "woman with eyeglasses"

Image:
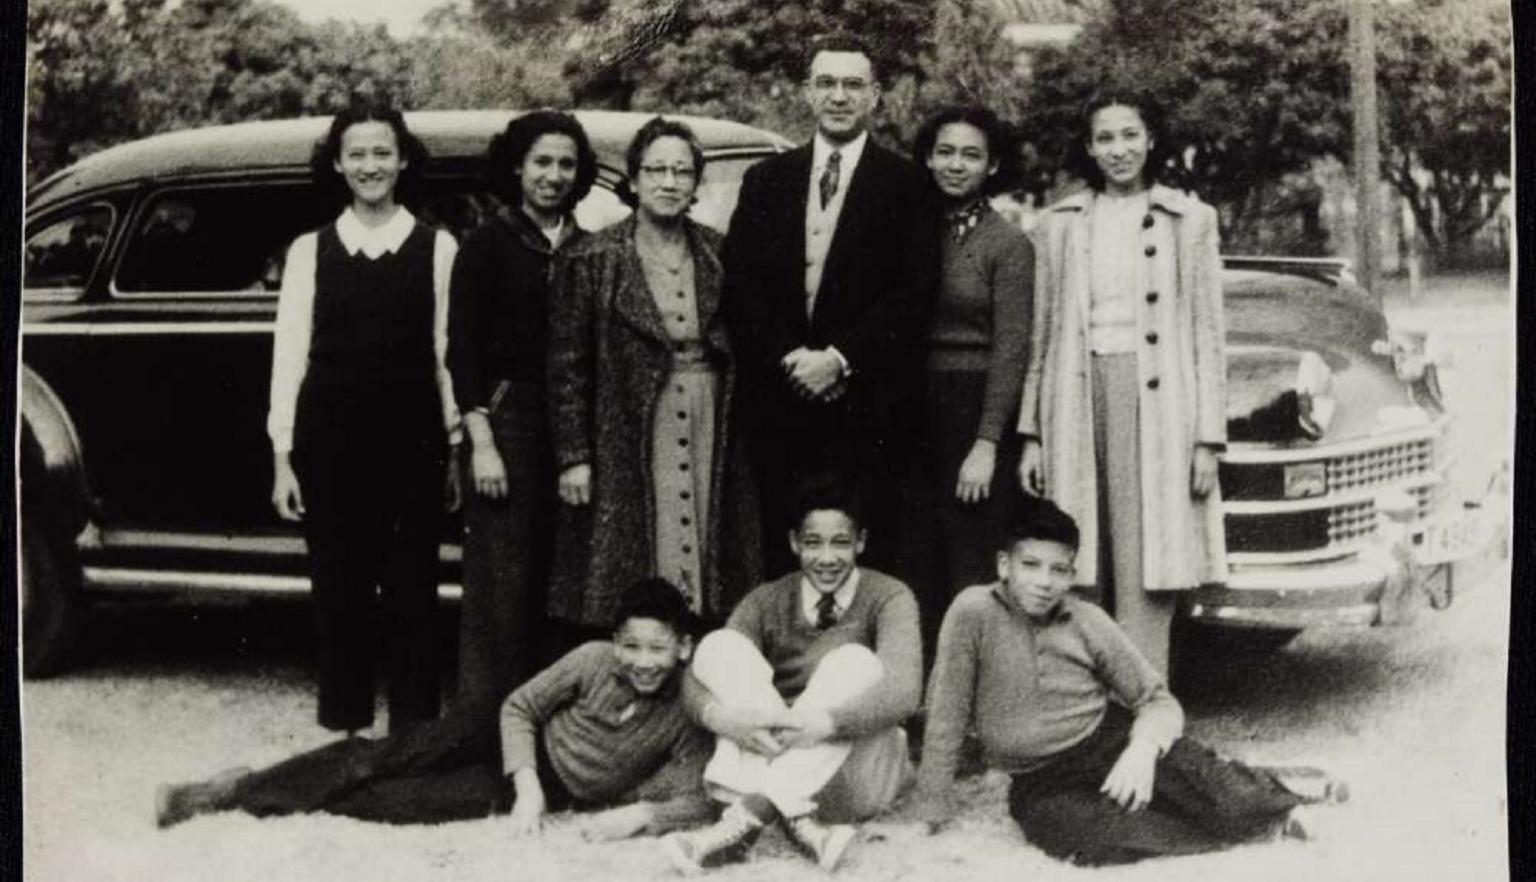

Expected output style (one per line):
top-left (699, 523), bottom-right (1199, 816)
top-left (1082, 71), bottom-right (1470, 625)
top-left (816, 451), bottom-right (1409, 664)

top-left (546, 117), bottom-right (760, 642)
top-left (1018, 92), bottom-right (1228, 675)
top-left (446, 111), bottom-right (596, 709)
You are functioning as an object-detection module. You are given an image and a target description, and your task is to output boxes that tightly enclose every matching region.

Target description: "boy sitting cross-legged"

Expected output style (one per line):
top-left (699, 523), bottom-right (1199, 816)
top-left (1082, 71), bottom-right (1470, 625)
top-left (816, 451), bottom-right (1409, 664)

top-left (910, 499), bottom-right (1347, 865)
top-left (156, 577), bottom-right (716, 840)
top-left (662, 476), bottom-right (923, 873)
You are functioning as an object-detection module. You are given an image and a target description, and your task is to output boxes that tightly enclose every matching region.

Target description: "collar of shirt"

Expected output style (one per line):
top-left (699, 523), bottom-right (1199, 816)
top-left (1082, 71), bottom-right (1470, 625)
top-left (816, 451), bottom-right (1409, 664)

top-left (988, 581), bottom-right (1074, 627)
top-left (335, 206), bottom-right (417, 259)
top-left (811, 130), bottom-right (869, 183)
top-left (800, 568), bottom-right (861, 626)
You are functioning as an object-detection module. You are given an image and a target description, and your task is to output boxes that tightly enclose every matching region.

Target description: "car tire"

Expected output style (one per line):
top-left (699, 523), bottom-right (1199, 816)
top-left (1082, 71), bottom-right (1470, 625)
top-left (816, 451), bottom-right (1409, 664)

top-left (21, 514), bottom-right (83, 679)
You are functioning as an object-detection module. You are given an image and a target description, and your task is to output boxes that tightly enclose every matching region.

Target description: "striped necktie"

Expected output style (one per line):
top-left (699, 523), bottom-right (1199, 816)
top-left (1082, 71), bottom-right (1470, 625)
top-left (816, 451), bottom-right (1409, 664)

top-left (819, 150), bottom-right (842, 209)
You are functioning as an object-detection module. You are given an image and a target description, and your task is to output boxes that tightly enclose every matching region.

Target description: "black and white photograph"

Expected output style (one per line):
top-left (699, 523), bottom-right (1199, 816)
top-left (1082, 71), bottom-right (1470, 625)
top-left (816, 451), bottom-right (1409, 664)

top-left (14, 1), bottom-right (1517, 880)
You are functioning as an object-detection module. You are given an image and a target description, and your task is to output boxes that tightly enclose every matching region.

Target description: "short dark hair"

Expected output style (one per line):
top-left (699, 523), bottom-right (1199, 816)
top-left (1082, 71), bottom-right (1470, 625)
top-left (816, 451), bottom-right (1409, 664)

top-left (1001, 499), bottom-right (1081, 554)
top-left (612, 577), bottom-right (697, 638)
top-left (309, 100), bottom-right (429, 209)
top-left (805, 32), bottom-right (880, 82)
top-left (790, 474), bottom-right (866, 534)
top-left (485, 110), bottom-right (599, 210)
top-left (1061, 90), bottom-right (1176, 191)
top-left (616, 116), bottom-right (706, 209)
top-left (911, 105), bottom-right (1019, 197)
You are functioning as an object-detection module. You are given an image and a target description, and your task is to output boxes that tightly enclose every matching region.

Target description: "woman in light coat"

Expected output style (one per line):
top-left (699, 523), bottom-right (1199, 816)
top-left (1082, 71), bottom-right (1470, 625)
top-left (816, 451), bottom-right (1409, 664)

top-left (1018, 93), bottom-right (1227, 674)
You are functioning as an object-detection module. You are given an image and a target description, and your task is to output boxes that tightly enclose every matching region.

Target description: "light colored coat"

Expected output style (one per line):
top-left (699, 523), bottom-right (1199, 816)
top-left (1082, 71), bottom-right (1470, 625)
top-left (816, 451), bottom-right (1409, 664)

top-left (1019, 184), bottom-right (1228, 590)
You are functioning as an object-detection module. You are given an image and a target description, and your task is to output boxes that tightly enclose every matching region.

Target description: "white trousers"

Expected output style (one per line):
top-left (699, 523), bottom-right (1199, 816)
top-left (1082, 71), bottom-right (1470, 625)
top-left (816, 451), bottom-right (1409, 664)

top-left (692, 629), bottom-right (911, 820)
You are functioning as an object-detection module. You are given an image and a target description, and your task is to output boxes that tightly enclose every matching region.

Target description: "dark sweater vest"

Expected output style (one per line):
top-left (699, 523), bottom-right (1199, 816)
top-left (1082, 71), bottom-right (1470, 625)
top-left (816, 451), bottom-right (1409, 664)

top-left (307, 220), bottom-right (437, 391)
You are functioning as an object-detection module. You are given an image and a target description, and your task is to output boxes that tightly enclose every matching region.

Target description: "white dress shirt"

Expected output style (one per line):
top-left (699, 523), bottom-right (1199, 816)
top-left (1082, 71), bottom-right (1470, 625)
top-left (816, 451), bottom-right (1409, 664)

top-left (266, 206), bottom-right (461, 453)
top-left (799, 568), bottom-right (862, 627)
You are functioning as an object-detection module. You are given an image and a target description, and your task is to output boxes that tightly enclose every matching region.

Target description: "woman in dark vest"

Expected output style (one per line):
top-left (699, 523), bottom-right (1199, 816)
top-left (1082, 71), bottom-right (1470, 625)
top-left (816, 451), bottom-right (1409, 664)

top-left (268, 102), bottom-right (460, 735)
top-left (447, 111), bottom-right (596, 709)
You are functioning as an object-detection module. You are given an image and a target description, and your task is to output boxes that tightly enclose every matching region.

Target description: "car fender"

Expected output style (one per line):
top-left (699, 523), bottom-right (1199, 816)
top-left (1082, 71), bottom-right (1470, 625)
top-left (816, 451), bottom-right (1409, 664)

top-left (20, 366), bottom-right (94, 542)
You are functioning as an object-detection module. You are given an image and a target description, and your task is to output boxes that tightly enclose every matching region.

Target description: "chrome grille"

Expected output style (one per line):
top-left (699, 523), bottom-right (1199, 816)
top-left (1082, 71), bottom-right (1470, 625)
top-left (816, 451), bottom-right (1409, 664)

top-left (1325, 483), bottom-right (1437, 546)
top-left (1325, 438), bottom-right (1434, 493)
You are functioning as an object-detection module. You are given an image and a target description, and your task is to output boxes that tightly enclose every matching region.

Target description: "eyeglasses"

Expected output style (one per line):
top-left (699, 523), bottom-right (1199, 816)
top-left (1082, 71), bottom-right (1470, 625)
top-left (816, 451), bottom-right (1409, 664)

top-left (808, 76), bottom-right (872, 95)
top-left (638, 164), bottom-right (698, 182)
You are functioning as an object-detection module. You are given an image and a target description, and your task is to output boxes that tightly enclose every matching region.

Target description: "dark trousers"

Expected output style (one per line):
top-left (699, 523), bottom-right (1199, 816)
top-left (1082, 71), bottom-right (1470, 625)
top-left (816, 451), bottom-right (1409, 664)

top-left (1008, 706), bottom-right (1302, 865)
top-left (457, 382), bottom-right (555, 708)
top-left (220, 707), bottom-right (573, 825)
top-left (750, 387), bottom-right (907, 577)
top-left (295, 380), bottom-right (445, 733)
top-left (899, 368), bottom-right (1035, 656)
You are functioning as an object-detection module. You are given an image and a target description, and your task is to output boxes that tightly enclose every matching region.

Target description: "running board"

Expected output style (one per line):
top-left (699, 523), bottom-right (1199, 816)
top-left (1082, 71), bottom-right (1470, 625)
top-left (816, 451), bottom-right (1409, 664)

top-left (82, 566), bottom-right (463, 601)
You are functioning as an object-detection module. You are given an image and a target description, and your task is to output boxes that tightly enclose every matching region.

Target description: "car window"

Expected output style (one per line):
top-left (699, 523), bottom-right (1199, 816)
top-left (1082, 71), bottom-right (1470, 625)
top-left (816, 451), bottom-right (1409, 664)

top-left (114, 186), bottom-right (334, 295)
top-left (24, 205), bottom-right (113, 298)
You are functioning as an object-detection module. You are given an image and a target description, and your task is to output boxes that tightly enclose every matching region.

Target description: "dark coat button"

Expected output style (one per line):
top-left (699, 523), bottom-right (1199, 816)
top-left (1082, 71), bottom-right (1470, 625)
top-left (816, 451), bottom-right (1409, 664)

top-left (1142, 214), bottom-right (1155, 229)
top-left (1147, 377), bottom-right (1160, 390)
top-left (1146, 292), bottom-right (1159, 304)
top-left (1144, 245), bottom-right (1157, 257)
top-left (1146, 332), bottom-right (1159, 344)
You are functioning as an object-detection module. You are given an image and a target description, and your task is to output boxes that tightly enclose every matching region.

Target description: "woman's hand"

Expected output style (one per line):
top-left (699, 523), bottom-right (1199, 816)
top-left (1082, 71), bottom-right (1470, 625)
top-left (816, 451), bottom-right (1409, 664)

top-left (955, 440), bottom-right (997, 504)
top-left (558, 463), bottom-right (592, 506)
top-left (271, 453), bottom-right (305, 521)
top-left (1190, 445), bottom-right (1219, 498)
top-left (1018, 439), bottom-right (1044, 496)
top-left (469, 445), bottom-right (509, 500)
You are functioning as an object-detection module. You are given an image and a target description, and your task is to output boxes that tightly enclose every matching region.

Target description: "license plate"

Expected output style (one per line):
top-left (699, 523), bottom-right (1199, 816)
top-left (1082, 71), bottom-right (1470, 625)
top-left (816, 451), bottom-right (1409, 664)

top-left (1415, 508), bottom-right (1495, 565)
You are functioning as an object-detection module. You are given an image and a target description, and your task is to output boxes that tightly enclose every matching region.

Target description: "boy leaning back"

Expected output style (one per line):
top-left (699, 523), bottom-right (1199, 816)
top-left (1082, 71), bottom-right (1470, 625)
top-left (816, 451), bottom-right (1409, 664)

top-left (911, 499), bottom-right (1347, 865)
top-left (156, 578), bottom-right (714, 839)
top-left (662, 477), bottom-right (923, 873)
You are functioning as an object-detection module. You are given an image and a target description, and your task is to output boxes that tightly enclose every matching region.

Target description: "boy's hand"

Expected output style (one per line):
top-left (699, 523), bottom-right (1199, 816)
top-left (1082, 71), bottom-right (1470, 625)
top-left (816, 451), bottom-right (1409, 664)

top-left (775, 707), bottom-right (836, 749)
top-left (1100, 739), bottom-right (1158, 812)
top-left (580, 803), bottom-right (656, 842)
top-left (507, 794), bottom-right (545, 837)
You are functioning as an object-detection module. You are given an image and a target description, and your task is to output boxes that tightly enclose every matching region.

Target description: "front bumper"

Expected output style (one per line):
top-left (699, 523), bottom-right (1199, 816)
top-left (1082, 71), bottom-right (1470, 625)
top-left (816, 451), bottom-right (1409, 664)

top-left (1184, 505), bottom-right (1507, 631)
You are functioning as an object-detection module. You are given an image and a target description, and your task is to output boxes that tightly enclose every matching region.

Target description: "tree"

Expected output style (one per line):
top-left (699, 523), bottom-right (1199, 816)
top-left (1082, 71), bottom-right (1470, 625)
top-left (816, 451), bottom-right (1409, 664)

top-left (1376, 0), bottom-right (1511, 266)
top-left (1022, 0), bottom-right (1351, 249)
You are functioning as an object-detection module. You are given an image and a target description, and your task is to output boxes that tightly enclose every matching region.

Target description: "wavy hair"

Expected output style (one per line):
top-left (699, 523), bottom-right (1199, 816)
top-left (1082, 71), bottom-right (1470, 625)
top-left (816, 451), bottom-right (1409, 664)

top-left (912, 105), bottom-right (1019, 197)
top-left (1061, 91), bottom-right (1178, 191)
top-left (309, 100), bottom-right (429, 208)
top-left (485, 110), bottom-right (598, 211)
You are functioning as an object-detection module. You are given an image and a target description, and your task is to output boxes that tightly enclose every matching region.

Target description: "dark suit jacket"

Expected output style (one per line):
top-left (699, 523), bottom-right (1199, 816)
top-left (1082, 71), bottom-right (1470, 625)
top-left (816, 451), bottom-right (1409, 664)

top-left (722, 139), bottom-right (940, 437)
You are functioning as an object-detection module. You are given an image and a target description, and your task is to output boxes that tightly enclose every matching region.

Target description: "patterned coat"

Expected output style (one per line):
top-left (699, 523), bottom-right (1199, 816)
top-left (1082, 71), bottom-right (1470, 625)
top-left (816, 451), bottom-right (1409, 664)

top-left (547, 215), bottom-right (760, 626)
top-left (1019, 185), bottom-right (1228, 590)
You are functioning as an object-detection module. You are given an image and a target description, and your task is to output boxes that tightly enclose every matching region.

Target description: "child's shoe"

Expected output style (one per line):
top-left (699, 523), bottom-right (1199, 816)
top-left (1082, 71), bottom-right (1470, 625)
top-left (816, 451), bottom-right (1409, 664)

top-left (784, 814), bottom-right (857, 871)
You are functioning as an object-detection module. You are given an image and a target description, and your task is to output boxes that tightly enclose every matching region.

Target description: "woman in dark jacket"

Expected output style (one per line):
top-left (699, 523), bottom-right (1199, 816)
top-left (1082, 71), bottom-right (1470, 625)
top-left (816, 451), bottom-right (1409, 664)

top-left (548, 117), bottom-right (759, 633)
top-left (447, 111), bottom-right (596, 709)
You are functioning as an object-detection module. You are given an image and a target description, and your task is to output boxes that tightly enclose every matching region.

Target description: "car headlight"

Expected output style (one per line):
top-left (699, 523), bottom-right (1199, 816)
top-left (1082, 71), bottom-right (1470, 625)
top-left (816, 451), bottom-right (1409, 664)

top-left (1295, 351), bottom-right (1336, 439)
top-left (1372, 331), bottom-right (1450, 383)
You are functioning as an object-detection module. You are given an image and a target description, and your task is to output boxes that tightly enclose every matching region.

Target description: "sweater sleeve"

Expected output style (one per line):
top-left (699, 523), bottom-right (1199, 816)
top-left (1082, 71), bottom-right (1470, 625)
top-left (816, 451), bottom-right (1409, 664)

top-left (446, 227), bottom-right (492, 413)
top-left (915, 593), bottom-right (982, 799)
top-left (1081, 605), bottom-right (1184, 754)
top-left (432, 229), bottom-right (462, 443)
top-left (976, 225), bottom-right (1034, 442)
top-left (499, 642), bottom-right (606, 777)
top-left (828, 582), bottom-right (923, 738)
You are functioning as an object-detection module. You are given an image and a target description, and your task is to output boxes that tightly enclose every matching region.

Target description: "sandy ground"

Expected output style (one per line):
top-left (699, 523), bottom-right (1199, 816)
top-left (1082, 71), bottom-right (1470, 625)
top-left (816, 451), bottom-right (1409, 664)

top-left (21, 275), bottom-right (1513, 882)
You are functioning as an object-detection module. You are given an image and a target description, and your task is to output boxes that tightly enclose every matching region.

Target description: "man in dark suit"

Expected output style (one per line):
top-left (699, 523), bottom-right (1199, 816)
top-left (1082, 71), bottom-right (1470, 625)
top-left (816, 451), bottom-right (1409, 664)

top-left (723, 33), bottom-right (940, 574)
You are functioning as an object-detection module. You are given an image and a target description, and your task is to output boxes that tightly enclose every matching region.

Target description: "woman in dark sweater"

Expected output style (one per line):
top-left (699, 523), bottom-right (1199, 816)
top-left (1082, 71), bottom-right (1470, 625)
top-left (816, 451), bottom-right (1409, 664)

top-left (267, 103), bottom-right (460, 735)
top-left (902, 106), bottom-right (1035, 651)
top-left (447, 111), bottom-right (596, 710)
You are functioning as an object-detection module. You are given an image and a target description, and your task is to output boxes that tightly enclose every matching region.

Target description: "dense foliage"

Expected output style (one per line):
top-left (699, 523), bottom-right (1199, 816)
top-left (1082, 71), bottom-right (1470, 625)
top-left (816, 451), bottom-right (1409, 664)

top-left (25, 0), bottom-right (1511, 262)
